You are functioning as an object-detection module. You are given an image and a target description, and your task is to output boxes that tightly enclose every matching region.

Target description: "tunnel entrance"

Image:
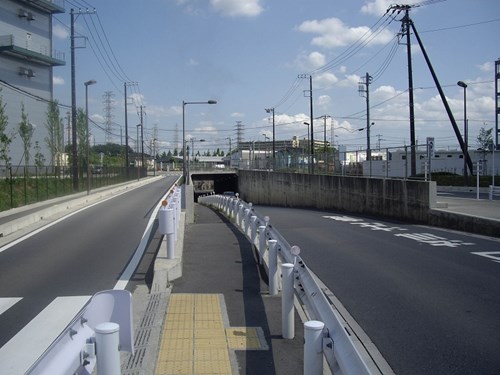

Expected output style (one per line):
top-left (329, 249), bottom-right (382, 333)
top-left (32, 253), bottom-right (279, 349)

top-left (191, 172), bottom-right (238, 201)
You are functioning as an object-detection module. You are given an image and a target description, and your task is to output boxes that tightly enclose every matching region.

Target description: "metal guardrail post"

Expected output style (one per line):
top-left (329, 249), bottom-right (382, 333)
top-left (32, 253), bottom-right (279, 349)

top-left (282, 263), bottom-right (295, 339)
top-left (304, 320), bottom-right (325, 375)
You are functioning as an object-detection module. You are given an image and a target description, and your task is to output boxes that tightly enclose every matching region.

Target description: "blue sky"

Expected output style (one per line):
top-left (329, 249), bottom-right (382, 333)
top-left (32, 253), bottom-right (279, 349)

top-left (52, 0), bottom-right (500, 155)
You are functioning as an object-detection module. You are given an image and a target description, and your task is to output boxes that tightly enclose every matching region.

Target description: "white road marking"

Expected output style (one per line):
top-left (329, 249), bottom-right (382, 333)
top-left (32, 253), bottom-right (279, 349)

top-left (0, 296), bottom-right (90, 375)
top-left (471, 251), bottom-right (500, 263)
top-left (0, 297), bottom-right (22, 315)
top-left (113, 188), bottom-right (174, 290)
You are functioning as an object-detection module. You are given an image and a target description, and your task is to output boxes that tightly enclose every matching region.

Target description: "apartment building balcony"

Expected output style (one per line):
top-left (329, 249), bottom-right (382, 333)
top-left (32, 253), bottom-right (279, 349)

top-left (0, 35), bottom-right (65, 66)
top-left (15, 0), bottom-right (65, 14)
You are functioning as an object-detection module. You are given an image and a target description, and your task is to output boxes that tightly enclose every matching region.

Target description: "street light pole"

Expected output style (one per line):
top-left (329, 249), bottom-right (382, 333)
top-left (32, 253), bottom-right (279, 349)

top-left (84, 79), bottom-right (96, 195)
top-left (182, 100), bottom-right (217, 185)
top-left (458, 80), bottom-right (468, 185)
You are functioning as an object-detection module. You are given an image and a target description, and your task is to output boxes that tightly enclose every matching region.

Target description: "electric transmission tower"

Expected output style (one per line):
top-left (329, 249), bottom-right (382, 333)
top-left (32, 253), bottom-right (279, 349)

top-left (102, 91), bottom-right (114, 143)
top-left (235, 121), bottom-right (244, 151)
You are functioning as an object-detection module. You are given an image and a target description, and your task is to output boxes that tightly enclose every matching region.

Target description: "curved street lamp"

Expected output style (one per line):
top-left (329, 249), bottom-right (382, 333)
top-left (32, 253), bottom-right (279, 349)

top-left (84, 79), bottom-right (96, 195)
top-left (182, 100), bottom-right (217, 185)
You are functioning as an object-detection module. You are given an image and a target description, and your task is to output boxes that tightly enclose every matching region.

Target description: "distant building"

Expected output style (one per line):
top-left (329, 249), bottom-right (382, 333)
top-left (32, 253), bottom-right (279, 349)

top-left (0, 0), bottom-right (65, 166)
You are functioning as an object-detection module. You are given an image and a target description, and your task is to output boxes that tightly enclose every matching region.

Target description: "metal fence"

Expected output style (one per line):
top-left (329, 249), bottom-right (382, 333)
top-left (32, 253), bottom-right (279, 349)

top-left (238, 143), bottom-right (500, 181)
top-left (0, 165), bottom-right (147, 212)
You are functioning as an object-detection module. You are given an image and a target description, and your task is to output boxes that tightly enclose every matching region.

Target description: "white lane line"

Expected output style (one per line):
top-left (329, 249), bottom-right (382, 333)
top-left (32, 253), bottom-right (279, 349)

top-left (0, 297), bottom-right (22, 315)
top-left (0, 296), bottom-right (90, 375)
top-left (0, 191), bottom-right (131, 255)
top-left (471, 251), bottom-right (500, 263)
top-left (113, 187), bottom-right (174, 290)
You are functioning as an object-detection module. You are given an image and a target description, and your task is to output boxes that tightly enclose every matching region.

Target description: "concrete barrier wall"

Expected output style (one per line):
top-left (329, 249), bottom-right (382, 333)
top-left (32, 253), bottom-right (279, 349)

top-left (238, 170), bottom-right (436, 223)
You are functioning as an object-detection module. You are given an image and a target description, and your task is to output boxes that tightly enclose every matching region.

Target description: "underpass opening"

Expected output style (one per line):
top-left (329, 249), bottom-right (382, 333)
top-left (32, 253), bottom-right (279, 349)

top-left (192, 172), bottom-right (238, 202)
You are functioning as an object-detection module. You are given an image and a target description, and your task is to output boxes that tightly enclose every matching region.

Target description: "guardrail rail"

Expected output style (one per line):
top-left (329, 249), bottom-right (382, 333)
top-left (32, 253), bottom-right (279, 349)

top-left (199, 193), bottom-right (385, 375)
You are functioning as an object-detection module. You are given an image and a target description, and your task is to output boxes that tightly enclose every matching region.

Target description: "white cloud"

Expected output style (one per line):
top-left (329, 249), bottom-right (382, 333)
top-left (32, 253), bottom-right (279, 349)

top-left (478, 61), bottom-right (493, 72)
top-left (298, 17), bottom-right (393, 49)
top-left (361, 0), bottom-right (396, 16)
top-left (231, 112), bottom-right (245, 118)
top-left (314, 72), bottom-right (338, 89)
top-left (308, 51), bottom-right (326, 68)
top-left (53, 24), bottom-right (69, 39)
top-left (188, 58), bottom-right (199, 66)
top-left (317, 95), bottom-right (331, 108)
top-left (210, 0), bottom-right (263, 17)
top-left (53, 76), bottom-right (65, 85)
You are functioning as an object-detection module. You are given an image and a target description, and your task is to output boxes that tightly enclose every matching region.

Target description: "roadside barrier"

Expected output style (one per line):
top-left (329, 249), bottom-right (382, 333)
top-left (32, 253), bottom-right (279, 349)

top-left (26, 182), bottom-right (183, 375)
top-left (199, 193), bottom-right (378, 375)
top-left (27, 290), bottom-right (133, 375)
top-left (489, 185), bottom-right (500, 200)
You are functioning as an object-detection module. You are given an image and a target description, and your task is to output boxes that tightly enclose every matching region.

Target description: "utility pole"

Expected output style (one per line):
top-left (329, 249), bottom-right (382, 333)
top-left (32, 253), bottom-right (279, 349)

top-left (495, 58), bottom-right (500, 149)
top-left (124, 82), bottom-right (129, 175)
top-left (265, 108), bottom-right (275, 160)
top-left (139, 105), bottom-right (145, 168)
top-left (299, 74), bottom-right (314, 173)
top-left (359, 72), bottom-right (372, 174)
top-left (70, 8), bottom-right (95, 191)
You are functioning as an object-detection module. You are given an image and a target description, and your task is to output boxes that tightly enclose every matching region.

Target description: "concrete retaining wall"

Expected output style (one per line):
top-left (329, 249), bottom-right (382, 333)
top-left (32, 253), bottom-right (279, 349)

top-left (238, 170), bottom-right (436, 223)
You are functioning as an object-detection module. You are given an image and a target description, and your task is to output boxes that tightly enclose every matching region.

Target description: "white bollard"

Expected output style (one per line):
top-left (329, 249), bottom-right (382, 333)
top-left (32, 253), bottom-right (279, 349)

top-left (258, 225), bottom-right (267, 265)
top-left (282, 263), bottom-right (294, 339)
top-left (268, 240), bottom-right (278, 295)
top-left (95, 322), bottom-right (121, 375)
top-left (304, 320), bottom-right (325, 375)
top-left (165, 208), bottom-right (175, 259)
top-left (250, 216), bottom-right (257, 246)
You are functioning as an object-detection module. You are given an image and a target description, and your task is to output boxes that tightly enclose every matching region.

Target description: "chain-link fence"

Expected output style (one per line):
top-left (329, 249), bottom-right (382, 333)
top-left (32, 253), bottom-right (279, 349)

top-left (0, 165), bottom-right (147, 211)
top-left (239, 143), bottom-right (500, 182)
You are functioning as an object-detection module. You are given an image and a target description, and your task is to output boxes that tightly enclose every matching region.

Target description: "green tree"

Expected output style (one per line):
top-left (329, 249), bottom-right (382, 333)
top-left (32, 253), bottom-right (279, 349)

top-left (34, 141), bottom-right (45, 167)
top-left (0, 89), bottom-right (13, 166)
top-left (18, 103), bottom-right (34, 165)
top-left (477, 126), bottom-right (493, 151)
top-left (45, 100), bottom-right (63, 166)
top-left (476, 126), bottom-right (494, 166)
top-left (76, 108), bottom-right (87, 172)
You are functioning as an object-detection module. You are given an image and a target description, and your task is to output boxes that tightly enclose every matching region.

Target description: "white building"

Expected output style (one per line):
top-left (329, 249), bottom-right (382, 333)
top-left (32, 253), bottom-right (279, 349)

top-left (361, 148), bottom-right (500, 178)
top-left (0, 0), bottom-right (65, 166)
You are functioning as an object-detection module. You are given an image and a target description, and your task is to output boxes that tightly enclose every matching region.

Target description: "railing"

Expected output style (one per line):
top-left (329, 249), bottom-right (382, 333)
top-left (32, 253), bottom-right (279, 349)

top-left (489, 185), bottom-right (500, 200)
top-left (0, 165), bottom-right (147, 212)
top-left (199, 194), bottom-right (381, 375)
top-left (24, 183), bottom-right (183, 374)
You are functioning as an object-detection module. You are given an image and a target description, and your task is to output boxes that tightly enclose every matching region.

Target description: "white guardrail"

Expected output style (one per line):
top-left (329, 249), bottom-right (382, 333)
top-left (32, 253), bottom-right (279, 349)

top-left (489, 185), bottom-right (500, 200)
top-left (26, 184), bottom-right (182, 375)
top-left (199, 193), bottom-right (378, 375)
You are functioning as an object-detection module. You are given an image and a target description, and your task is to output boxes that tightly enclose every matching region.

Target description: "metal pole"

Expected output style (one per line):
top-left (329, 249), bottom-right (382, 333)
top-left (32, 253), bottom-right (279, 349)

top-left (124, 83), bottom-right (129, 178)
top-left (268, 240), bottom-right (278, 295)
top-left (282, 263), bottom-right (294, 339)
top-left (304, 320), bottom-right (325, 375)
top-left (95, 322), bottom-right (121, 375)
top-left (70, 9), bottom-right (78, 191)
top-left (85, 84), bottom-right (90, 195)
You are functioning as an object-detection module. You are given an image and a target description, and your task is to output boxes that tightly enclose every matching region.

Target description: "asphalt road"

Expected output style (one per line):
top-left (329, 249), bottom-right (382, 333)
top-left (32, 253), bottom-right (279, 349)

top-left (253, 205), bottom-right (500, 375)
top-left (0, 176), bottom-right (176, 352)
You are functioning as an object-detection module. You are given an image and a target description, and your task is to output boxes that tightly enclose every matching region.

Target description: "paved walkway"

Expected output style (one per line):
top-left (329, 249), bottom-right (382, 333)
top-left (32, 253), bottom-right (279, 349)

top-left (154, 204), bottom-right (304, 375)
top-left (435, 195), bottom-right (500, 221)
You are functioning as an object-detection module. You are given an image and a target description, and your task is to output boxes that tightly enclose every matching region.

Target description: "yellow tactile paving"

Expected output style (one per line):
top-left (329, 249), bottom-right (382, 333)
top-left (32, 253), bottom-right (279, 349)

top-left (155, 293), bottom-right (267, 375)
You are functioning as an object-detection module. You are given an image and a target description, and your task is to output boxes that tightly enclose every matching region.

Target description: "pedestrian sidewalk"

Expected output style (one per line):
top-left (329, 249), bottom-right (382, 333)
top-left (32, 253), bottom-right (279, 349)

top-left (153, 203), bottom-right (305, 375)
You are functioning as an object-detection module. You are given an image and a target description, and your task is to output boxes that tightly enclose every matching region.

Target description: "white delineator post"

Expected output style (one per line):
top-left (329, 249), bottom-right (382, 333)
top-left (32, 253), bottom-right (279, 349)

top-left (165, 207), bottom-right (175, 259)
top-left (282, 263), bottom-right (294, 339)
top-left (268, 240), bottom-right (278, 295)
top-left (304, 320), bottom-right (325, 375)
top-left (95, 322), bottom-right (120, 375)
